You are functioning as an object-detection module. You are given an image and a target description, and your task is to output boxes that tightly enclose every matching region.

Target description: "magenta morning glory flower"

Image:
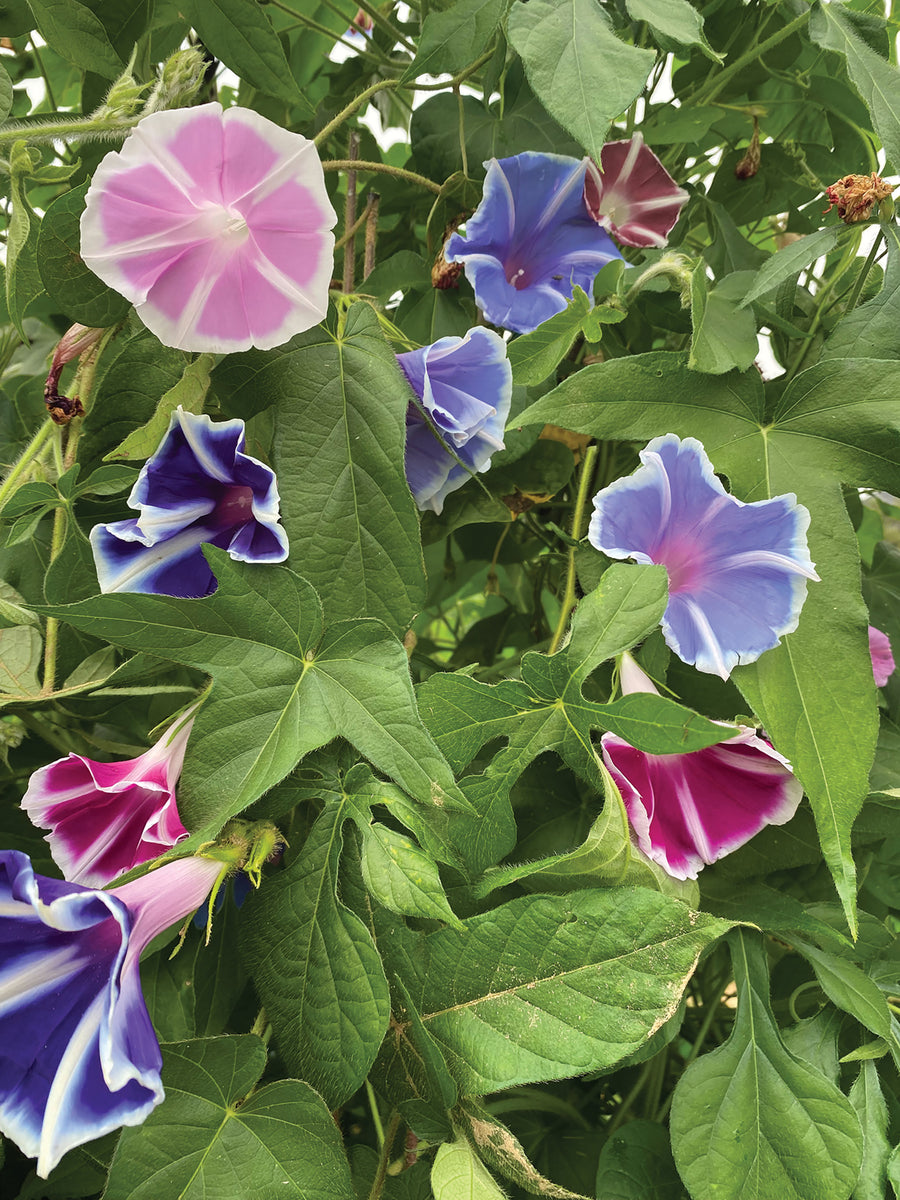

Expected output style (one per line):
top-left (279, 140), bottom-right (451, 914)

top-left (21, 706), bottom-right (196, 888)
top-left (584, 133), bottom-right (689, 248)
top-left (444, 153), bottom-right (623, 334)
top-left (80, 103), bottom-right (337, 353)
top-left (397, 326), bottom-right (512, 514)
top-left (0, 851), bottom-right (222, 1177)
top-left (90, 407), bottom-right (288, 598)
top-left (602, 654), bottom-right (803, 879)
top-left (869, 626), bottom-right (895, 687)
top-left (588, 434), bottom-right (819, 678)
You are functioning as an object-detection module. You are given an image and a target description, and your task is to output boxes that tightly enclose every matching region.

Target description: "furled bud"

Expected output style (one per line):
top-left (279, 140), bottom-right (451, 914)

top-left (734, 117), bottom-right (761, 180)
top-left (144, 46), bottom-right (208, 114)
top-left (823, 172), bottom-right (894, 223)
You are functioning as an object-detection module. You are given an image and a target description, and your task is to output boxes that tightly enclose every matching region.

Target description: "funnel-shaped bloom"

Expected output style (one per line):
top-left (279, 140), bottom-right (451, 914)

top-left (398, 326), bottom-right (512, 513)
top-left (0, 851), bottom-right (221, 1177)
top-left (90, 407), bottom-right (288, 597)
top-left (584, 134), bottom-right (688, 247)
top-left (869, 625), bottom-right (895, 688)
top-left (602, 655), bottom-right (803, 879)
top-left (588, 435), bottom-right (819, 678)
top-left (80, 102), bottom-right (336, 353)
top-left (445, 153), bottom-right (622, 334)
top-left (22, 707), bottom-right (196, 887)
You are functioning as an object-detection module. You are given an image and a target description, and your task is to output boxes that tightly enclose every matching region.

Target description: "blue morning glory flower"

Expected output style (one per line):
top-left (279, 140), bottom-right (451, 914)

top-left (398, 326), bottom-right (512, 514)
top-left (0, 851), bottom-right (222, 1177)
top-left (444, 153), bottom-right (623, 334)
top-left (588, 434), bottom-right (819, 678)
top-left (90, 407), bottom-right (289, 597)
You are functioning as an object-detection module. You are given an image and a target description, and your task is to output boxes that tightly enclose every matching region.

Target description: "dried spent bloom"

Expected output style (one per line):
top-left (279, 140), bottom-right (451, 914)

top-left (398, 327), bottom-right (512, 514)
top-left (445, 153), bottom-right (622, 334)
top-left (869, 625), bottom-right (896, 688)
top-left (0, 851), bottom-right (222, 1177)
top-left (602, 654), bottom-right (803, 880)
top-left (21, 706), bottom-right (196, 887)
top-left (80, 102), bottom-right (337, 353)
top-left (584, 133), bottom-right (689, 247)
top-left (90, 407), bottom-right (288, 598)
top-left (823, 172), bottom-right (894, 223)
top-left (588, 434), bottom-right (819, 679)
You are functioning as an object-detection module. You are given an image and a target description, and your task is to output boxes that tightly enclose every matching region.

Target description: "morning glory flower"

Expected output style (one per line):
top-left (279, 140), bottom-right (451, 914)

top-left (588, 434), bottom-right (819, 678)
top-left (869, 626), bottom-right (895, 688)
top-left (602, 654), bottom-right (803, 879)
top-left (397, 326), bottom-right (512, 514)
top-left (80, 102), bottom-right (337, 353)
top-left (584, 133), bottom-right (689, 247)
top-left (0, 851), bottom-right (222, 1178)
top-left (21, 706), bottom-right (196, 888)
top-left (90, 407), bottom-right (288, 598)
top-left (444, 153), bottom-right (622, 334)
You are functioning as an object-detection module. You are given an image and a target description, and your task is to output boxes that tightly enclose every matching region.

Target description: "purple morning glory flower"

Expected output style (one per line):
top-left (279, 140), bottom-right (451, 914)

top-left (588, 434), bottom-right (819, 678)
top-left (21, 706), bottom-right (196, 888)
top-left (0, 851), bottom-right (222, 1177)
top-left (90, 407), bottom-right (288, 597)
top-left (398, 326), bottom-right (512, 514)
top-left (602, 654), bottom-right (803, 879)
top-left (444, 153), bottom-right (623, 334)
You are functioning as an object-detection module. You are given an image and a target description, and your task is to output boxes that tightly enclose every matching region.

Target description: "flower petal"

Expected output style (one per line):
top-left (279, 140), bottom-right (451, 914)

top-left (585, 134), bottom-right (688, 248)
top-left (589, 435), bottom-right (818, 677)
top-left (869, 625), bottom-right (895, 688)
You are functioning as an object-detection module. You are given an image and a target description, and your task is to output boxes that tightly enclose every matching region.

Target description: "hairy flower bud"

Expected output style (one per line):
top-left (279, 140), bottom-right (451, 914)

top-left (144, 46), bottom-right (208, 114)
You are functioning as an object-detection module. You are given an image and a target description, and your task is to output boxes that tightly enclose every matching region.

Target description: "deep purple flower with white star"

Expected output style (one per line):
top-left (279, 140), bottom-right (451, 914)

top-left (584, 134), bottom-right (688, 248)
top-left (90, 407), bottom-right (288, 597)
top-left (602, 654), bottom-right (803, 879)
top-left (21, 706), bottom-right (196, 888)
top-left (869, 625), bottom-right (895, 688)
top-left (588, 434), bottom-right (819, 678)
top-left (444, 153), bottom-right (622, 334)
top-left (397, 326), bottom-right (512, 513)
top-left (0, 851), bottom-right (222, 1177)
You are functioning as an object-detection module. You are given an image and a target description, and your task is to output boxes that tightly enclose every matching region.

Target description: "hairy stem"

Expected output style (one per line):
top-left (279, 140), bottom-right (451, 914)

top-left (549, 444), bottom-right (599, 654)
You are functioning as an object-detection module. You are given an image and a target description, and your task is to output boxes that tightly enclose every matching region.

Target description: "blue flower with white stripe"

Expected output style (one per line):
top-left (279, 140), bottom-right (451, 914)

top-left (444, 153), bottom-right (622, 334)
top-left (90, 408), bottom-right (288, 597)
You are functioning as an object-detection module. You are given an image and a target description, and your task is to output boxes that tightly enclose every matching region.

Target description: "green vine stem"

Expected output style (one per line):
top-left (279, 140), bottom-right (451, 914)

top-left (367, 1110), bottom-right (402, 1200)
top-left (0, 418), bottom-right (54, 511)
top-left (321, 159), bottom-right (442, 194)
top-left (548, 443), bottom-right (599, 655)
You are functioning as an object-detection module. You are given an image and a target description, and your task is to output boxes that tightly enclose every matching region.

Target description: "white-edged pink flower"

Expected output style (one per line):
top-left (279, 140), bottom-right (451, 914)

top-left (21, 706), bottom-right (197, 887)
top-left (869, 625), bottom-right (896, 688)
top-left (584, 133), bottom-right (688, 248)
top-left (601, 654), bottom-right (803, 880)
top-left (80, 103), bottom-right (337, 353)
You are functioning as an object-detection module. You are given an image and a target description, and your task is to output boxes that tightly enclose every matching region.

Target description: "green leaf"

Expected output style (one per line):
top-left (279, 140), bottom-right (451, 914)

top-left (791, 940), bottom-right (892, 1041)
top-left (402, 0), bottom-right (506, 83)
top-left (689, 269), bottom-right (759, 374)
top-left (359, 822), bottom-right (464, 928)
top-left (417, 889), bottom-right (730, 1093)
top-left (849, 1060), bottom-right (891, 1200)
top-left (41, 549), bottom-right (467, 839)
top-left (432, 1138), bottom-right (506, 1200)
top-left (810, 1), bottom-right (900, 169)
top-left (104, 354), bottom-right (214, 462)
top-left (824, 224), bottom-right (900, 360)
top-left (595, 1119), bottom-right (686, 1200)
top-left (457, 1102), bottom-right (591, 1200)
top-left (213, 303), bottom-right (425, 636)
top-left (670, 929), bottom-right (862, 1200)
top-left (624, 0), bottom-right (720, 61)
top-left (0, 61), bottom-right (12, 123)
top-left (37, 182), bottom-right (131, 328)
top-left (380, 974), bottom-right (458, 1143)
top-left (0, 581), bottom-right (39, 630)
top-left (507, 286), bottom-right (596, 386)
top-left (103, 1036), bottom-right (354, 1200)
top-left (27, 0), bottom-right (123, 77)
top-left (0, 624), bottom-right (42, 695)
top-left (179, 0), bottom-right (312, 112)
top-left (506, 0), bottom-right (656, 159)
top-left (240, 805), bottom-right (391, 1107)
top-left (516, 352), bottom-right (899, 933)
top-left (75, 464), bottom-right (139, 497)
top-left (738, 225), bottom-right (852, 309)
top-left (6, 141), bottom-right (44, 338)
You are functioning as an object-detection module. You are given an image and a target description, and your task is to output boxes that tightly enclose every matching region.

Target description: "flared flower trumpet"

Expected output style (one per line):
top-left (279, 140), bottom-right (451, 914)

top-left (22, 706), bottom-right (196, 888)
top-left (602, 655), bottom-right (803, 879)
top-left (583, 133), bottom-right (689, 247)
top-left (398, 327), bottom-right (512, 514)
top-left (588, 434), bottom-right (819, 678)
top-left (90, 408), bottom-right (288, 598)
top-left (80, 103), bottom-right (337, 353)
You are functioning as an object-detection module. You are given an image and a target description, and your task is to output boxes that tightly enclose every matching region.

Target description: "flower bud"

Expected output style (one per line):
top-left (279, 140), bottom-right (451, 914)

top-left (144, 46), bottom-right (208, 114)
